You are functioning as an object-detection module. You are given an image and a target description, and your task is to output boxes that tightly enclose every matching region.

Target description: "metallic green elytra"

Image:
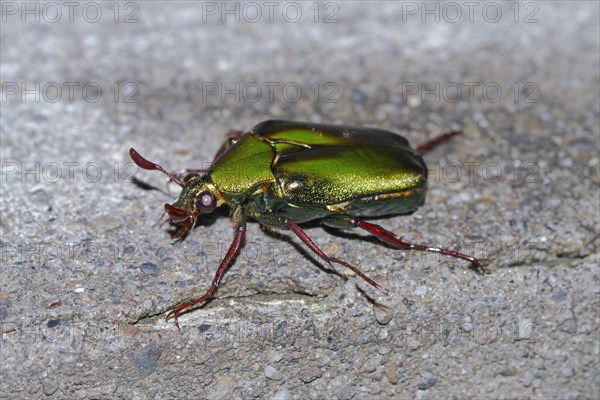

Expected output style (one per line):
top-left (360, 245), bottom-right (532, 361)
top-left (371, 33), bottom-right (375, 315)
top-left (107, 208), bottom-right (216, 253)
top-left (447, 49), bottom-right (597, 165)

top-left (130, 120), bottom-right (485, 329)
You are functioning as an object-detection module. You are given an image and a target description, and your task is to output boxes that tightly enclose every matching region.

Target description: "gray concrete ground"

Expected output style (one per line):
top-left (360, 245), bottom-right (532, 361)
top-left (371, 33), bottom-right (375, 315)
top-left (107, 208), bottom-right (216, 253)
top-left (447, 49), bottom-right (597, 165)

top-left (1, 1), bottom-right (599, 399)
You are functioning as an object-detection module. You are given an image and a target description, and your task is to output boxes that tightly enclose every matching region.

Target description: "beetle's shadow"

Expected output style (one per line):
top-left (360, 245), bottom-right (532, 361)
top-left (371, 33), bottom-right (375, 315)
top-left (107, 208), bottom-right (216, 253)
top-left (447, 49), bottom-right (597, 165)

top-left (260, 226), bottom-right (343, 279)
top-left (131, 177), bottom-right (186, 198)
top-left (260, 221), bottom-right (381, 283)
top-left (261, 223), bottom-right (390, 307)
top-left (131, 176), bottom-right (163, 192)
top-left (321, 224), bottom-right (382, 245)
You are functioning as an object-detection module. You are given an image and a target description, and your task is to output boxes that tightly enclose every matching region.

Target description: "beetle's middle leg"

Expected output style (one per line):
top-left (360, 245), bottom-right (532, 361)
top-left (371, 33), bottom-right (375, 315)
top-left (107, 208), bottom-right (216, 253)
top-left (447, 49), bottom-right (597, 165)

top-left (324, 217), bottom-right (487, 275)
top-left (283, 219), bottom-right (385, 292)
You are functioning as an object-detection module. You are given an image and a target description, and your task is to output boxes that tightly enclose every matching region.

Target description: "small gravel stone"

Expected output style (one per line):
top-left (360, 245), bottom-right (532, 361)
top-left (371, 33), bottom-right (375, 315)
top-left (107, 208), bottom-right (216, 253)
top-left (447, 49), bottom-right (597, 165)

top-left (522, 372), bottom-right (534, 387)
top-left (462, 315), bottom-right (473, 332)
top-left (349, 89), bottom-right (367, 104)
top-left (417, 377), bottom-right (437, 390)
top-left (46, 319), bottom-right (62, 328)
top-left (360, 359), bottom-right (378, 374)
top-left (414, 286), bottom-right (427, 296)
top-left (385, 363), bottom-right (399, 384)
top-left (87, 390), bottom-right (101, 400)
top-left (379, 329), bottom-right (389, 341)
top-left (133, 342), bottom-right (162, 377)
top-left (299, 365), bottom-right (322, 383)
top-left (267, 350), bottom-right (283, 363)
top-left (264, 365), bottom-right (283, 380)
top-left (274, 321), bottom-right (287, 337)
top-left (337, 385), bottom-right (355, 400)
top-left (515, 319), bottom-right (534, 340)
top-left (140, 262), bottom-right (158, 275)
top-left (374, 305), bottom-right (392, 325)
top-left (272, 389), bottom-right (291, 400)
top-left (562, 366), bottom-right (575, 377)
top-left (42, 381), bottom-right (58, 396)
top-left (248, 385), bottom-right (263, 398)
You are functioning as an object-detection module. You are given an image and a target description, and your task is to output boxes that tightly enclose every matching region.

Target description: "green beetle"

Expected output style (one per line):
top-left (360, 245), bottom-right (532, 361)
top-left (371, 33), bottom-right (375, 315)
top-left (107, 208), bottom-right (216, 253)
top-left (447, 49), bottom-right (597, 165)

top-left (130, 120), bottom-right (485, 329)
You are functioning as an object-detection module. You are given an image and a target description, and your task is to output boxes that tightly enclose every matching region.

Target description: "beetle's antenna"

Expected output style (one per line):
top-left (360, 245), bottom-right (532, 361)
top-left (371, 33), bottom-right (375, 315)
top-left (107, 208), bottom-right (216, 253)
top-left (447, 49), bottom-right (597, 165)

top-left (129, 148), bottom-right (185, 187)
top-left (416, 131), bottom-right (462, 155)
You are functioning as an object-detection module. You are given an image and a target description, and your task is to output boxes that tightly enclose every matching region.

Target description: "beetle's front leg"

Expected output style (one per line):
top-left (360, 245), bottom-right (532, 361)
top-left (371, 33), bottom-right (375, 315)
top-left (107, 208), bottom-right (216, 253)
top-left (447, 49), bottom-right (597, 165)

top-left (165, 214), bottom-right (246, 330)
top-left (282, 219), bottom-right (386, 292)
top-left (323, 217), bottom-right (487, 275)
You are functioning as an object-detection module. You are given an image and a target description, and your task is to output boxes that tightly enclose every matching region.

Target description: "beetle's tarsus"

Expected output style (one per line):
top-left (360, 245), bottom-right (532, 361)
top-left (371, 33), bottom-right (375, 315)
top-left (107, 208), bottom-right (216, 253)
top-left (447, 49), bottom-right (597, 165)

top-left (472, 262), bottom-right (490, 275)
top-left (165, 309), bottom-right (182, 331)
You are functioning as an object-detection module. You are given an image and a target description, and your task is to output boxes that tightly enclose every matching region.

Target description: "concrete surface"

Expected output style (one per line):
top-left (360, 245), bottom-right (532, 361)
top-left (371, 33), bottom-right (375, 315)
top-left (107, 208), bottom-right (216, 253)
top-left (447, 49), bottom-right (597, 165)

top-left (1, 1), bottom-right (598, 399)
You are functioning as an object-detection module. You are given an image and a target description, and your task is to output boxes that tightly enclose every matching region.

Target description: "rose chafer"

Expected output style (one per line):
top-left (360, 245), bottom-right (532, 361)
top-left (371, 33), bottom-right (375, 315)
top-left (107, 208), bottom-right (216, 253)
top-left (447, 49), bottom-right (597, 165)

top-left (131, 120), bottom-right (486, 329)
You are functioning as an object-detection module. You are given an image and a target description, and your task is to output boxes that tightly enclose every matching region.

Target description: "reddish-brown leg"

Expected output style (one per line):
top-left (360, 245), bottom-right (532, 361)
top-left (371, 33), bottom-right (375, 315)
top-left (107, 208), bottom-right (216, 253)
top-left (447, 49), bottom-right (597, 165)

top-left (342, 218), bottom-right (487, 274)
top-left (165, 223), bottom-right (246, 329)
top-left (416, 131), bottom-right (462, 155)
top-left (284, 219), bottom-right (386, 292)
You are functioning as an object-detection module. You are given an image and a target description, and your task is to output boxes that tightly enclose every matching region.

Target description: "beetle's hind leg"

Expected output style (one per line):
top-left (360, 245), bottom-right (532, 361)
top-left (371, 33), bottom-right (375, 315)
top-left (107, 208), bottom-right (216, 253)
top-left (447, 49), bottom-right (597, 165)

top-left (325, 217), bottom-right (487, 275)
top-left (416, 130), bottom-right (462, 155)
top-left (283, 219), bottom-right (387, 293)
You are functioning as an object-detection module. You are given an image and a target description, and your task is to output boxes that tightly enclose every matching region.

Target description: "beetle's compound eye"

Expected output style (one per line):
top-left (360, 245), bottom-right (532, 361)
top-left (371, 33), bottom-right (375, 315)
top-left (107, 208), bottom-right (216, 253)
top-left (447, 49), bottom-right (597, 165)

top-left (196, 191), bottom-right (216, 213)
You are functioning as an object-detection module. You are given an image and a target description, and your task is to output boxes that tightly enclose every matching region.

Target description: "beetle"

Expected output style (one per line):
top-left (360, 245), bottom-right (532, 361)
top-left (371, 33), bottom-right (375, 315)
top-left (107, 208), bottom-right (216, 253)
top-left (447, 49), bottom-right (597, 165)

top-left (130, 120), bottom-right (486, 329)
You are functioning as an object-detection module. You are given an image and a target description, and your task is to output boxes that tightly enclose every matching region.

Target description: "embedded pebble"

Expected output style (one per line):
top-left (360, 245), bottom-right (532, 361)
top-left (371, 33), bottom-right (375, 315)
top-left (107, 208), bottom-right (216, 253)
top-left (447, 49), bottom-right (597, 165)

top-left (133, 343), bottom-right (162, 377)
top-left (87, 390), bottom-right (101, 400)
top-left (516, 319), bottom-right (535, 340)
top-left (562, 366), bottom-right (575, 377)
top-left (522, 372), bottom-right (534, 387)
top-left (272, 389), bottom-right (291, 400)
top-left (267, 350), bottom-right (283, 363)
top-left (414, 286), bottom-right (427, 296)
top-left (374, 305), bottom-right (393, 325)
top-left (299, 366), bottom-right (322, 383)
top-left (42, 381), bottom-right (58, 396)
top-left (462, 316), bottom-right (473, 332)
top-left (418, 377), bottom-right (437, 390)
top-left (385, 363), bottom-right (399, 384)
top-left (140, 262), bottom-right (158, 275)
top-left (264, 365), bottom-right (283, 380)
top-left (337, 385), bottom-right (356, 400)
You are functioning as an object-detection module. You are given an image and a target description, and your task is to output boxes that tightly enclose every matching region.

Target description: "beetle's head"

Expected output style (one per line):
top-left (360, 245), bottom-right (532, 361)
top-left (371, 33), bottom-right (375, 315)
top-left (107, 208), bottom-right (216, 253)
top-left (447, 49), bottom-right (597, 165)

top-left (165, 175), bottom-right (224, 238)
top-left (129, 148), bottom-right (224, 239)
